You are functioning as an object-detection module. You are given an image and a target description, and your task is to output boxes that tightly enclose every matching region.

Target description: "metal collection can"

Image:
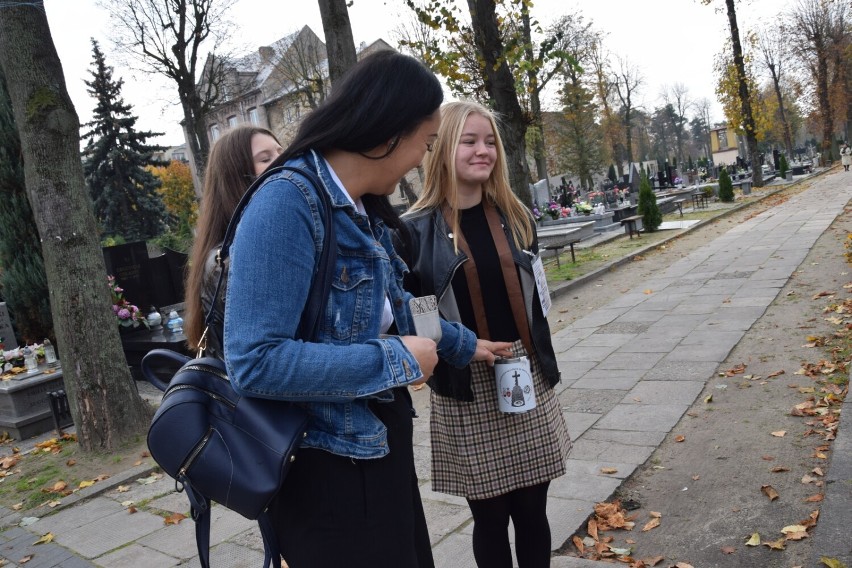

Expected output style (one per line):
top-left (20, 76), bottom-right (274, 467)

top-left (494, 356), bottom-right (536, 414)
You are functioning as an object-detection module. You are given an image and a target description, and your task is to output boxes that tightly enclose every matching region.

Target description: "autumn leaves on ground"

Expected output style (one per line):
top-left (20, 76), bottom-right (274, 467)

top-left (0, 433), bottom-right (151, 511)
top-left (558, 215), bottom-right (851, 568)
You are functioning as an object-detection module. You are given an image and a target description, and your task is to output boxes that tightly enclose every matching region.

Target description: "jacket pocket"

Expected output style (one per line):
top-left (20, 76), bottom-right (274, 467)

top-left (326, 256), bottom-right (374, 341)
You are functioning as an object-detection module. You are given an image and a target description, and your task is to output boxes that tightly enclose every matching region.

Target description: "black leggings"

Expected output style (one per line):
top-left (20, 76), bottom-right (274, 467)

top-left (467, 482), bottom-right (552, 568)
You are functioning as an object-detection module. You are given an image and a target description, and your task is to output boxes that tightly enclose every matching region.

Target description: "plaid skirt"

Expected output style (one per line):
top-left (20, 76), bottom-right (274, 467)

top-left (430, 340), bottom-right (572, 500)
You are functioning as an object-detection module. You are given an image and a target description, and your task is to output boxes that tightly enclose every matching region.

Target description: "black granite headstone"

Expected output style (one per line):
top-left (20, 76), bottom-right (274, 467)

top-left (103, 242), bottom-right (152, 312)
top-left (0, 302), bottom-right (18, 350)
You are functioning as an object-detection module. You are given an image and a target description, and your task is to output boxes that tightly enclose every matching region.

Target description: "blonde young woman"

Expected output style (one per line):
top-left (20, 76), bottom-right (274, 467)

top-left (401, 101), bottom-right (571, 568)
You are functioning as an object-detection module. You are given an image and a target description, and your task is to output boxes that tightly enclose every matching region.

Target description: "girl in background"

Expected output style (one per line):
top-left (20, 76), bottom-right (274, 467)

top-left (402, 101), bottom-right (571, 568)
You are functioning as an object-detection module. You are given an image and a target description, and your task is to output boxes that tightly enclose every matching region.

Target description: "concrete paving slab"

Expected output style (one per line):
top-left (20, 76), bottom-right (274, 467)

top-left (570, 374), bottom-right (642, 391)
top-left (595, 351), bottom-right (666, 370)
top-left (612, 309), bottom-right (667, 324)
top-left (0, 529), bottom-right (82, 568)
top-left (664, 343), bottom-right (736, 362)
top-left (580, 428), bottom-right (667, 447)
top-left (45, 504), bottom-right (166, 558)
top-left (94, 543), bottom-right (179, 568)
top-left (549, 466), bottom-right (622, 503)
top-left (575, 333), bottom-right (636, 348)
top-left (560, 390), bottom-right (624, 414)
top-left (137, 505), bottom-right (254, 560)
top-left (418, 483), bottom-right (468, 507)
top-left (555, 360), bottom-right (598, 382)
top-left (616, 336), bottom-right (683, 353)
top-left (29, 497), bottom-right (127, 534)
top-left (557, 344), bottom-right (621, 362)
top-left (421, 498), bottom-right (473, 545)
top-left (641, 360), bottom-right (719, 382)
top-left (570, 309), bottom-right (630, 329)
top-left (431, 532), bottom-right (477, 568)
top-left (594, 403), bottom-right (689, 432)
top-left (620, 380), bottom-right (706, 406)
top-left (181, 542), bottom-right (266, 568)
top-left (548, 497), bottom-right (597, 549)
top-left (561, 412), bottom-right (602, 440)
top-left (568, 439), bottom-right (656, 466)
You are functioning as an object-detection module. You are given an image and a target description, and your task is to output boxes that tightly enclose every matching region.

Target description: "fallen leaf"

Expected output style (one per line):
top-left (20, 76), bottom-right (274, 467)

top-left (763, 537), bottom-right (786, 550)
top-left (762, 455), bottom-right (775, 461)
top-left (33, 533), bottom-right (54, 545)
top-left (0, 455), bottom-right (21, 469)
top-left (692, 475), bottom-right (700, 481)
top-left (49, 481), bottom-right (67, 493)
top-left (675, 435), bottom-right (685, 442)
top-left (642, 518), bottom-right (661, 532)
top-left (721, 546), bottom-right (736, 554)
top-left (600, 467), bottom-right (618, 474)
top-left (767, 370), bottom-right (785, 378)
top-left (771, 431), bottom-right (786, 437)
top-left (812, 467), bottom-right (824, 476)
top-left (47, 500), bottom-right (61, 508)
top-left (704, 394), bottom-right (713, 403)
top-left (674, 563), bottom-right (695, 568)
top-left (642, 557), bottom-right (665, 566)
top-left (116, 485), bottom-right (130, 493)
top-left (19, 555), bottom-right (32, 564)
top-left (812, 291), bottom-right (835, 299)
top-left (761, 485), bottom-right (779, 501)
top-left (128, 506), bottom-right (138, 514)
top-left (785, 531), bottom-right (809, 541)
top-left (120, 500), bottom-right (134, 507)
top-left (164, 512), bottom-right (186, 525)
top-left (572, 535), bottom-right (584, 554)
top-left (771, 466), bottom-right (790, 473)
top-left (804, 493), bottom-right (824, 502)
top-left (801, 475), bottom-right (816, 484)
top-left (587, 518), bottom-right (598, 541)
top-left (12, 503), bottom-right (22, 511)
top-left (643, 289), bottom-right (653, 295)
top-left (820, 557), bottom-right (847, 568)
top-left (133, 460), bottom-right (143, 466)
top-left (78, 480), bottom-right (95, 489)
top-left (745, 533), bottom-right (761, 546)
top-left (65, 459), bottom-right (76, 467)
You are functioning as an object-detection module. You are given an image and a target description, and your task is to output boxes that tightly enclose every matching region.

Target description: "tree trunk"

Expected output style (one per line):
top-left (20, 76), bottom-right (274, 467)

top-left (521, 5), bottom-right (549, 190)
top-left (467, 0), bottom-right (532, 207)
top-left (317, 0), bottom-right (358, 86)
top-left (0, 1), bottom-right (152, 452)
top-left (770, 71), bottom-right (795, 159)
top-left (726, 0), bottom-right (763, 187)
top-left (815, 50), bottom-right (834, 162)
top-left (179, 78), bottom-right (209, 198)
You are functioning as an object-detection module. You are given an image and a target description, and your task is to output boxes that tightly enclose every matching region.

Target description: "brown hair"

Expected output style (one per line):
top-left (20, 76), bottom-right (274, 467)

top-left (184, 126), bottom-right (280, 351)
top-left (408, 101), bottom-right (533, 251)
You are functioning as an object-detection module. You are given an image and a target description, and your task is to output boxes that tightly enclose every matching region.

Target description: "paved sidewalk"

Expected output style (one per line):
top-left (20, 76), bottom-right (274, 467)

top-left (0, 171), bottom-right (849, 567)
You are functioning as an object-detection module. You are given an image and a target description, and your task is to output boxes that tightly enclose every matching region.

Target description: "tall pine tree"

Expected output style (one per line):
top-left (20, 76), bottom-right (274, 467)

top-left (0, 70), bottom-right (53, 344)
top-left (82, 40), bottom-right (167, 242)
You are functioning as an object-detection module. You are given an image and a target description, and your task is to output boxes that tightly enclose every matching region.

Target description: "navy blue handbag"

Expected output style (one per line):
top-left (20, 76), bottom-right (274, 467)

top-left (142, 165), bottom-right (335, 568)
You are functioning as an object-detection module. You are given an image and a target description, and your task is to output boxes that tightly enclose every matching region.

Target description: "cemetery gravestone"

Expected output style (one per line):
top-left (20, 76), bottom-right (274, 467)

top-left (0, 302), bottom-right (17, 350)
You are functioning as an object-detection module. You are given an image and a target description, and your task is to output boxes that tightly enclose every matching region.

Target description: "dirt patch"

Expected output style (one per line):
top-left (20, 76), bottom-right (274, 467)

top-left (0, 432), bottom-right (152, 512)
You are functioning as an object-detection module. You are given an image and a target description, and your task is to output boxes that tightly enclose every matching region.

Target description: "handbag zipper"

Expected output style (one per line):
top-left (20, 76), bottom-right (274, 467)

top-left (175, 426), bottom-right (213, 493)
top-left (163, 383), bottom-right (236, 408)
top-left (181, 363), bottom-right (229, 382)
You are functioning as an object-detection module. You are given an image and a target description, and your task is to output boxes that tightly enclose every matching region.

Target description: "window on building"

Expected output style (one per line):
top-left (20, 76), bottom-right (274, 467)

top-left (284, 105), bottom-right (301, 123)
top-left (717, 129), bottom-right (728, 150)
top-left (248, 107), bottom-right (259, 125)
top-left (227, 115), bottom-right (238, 128)
top-left (173, 152), bottom-right (186, 162)
top-left (211, 124), bottom-right (221, 142)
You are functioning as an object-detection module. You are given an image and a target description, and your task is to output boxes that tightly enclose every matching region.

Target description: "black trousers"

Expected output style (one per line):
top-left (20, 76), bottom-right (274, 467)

top-left (270, 388), bottom-right (434, 568)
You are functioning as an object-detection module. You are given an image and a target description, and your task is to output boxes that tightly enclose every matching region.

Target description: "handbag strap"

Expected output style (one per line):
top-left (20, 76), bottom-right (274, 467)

top-left (204, 164), bottom-right (336, 343)
top-left (190, 163), bottom-right (335, 568)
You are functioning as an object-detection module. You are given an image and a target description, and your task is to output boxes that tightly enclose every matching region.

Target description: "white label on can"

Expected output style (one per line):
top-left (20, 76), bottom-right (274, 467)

top-left (495, 357), bottom-right (536, 414)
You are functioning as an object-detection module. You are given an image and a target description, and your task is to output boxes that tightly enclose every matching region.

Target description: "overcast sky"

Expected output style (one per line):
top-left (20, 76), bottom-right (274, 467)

top-left (43, 0), bottom-right (792, 147)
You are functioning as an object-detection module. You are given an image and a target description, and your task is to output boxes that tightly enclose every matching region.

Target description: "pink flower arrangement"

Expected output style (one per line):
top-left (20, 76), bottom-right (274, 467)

top-left (108, 275), bottom-right (149, 329)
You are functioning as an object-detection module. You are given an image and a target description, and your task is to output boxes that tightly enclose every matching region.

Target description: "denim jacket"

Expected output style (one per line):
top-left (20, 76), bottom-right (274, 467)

top-left (223, 150), bottom-right (477, 459)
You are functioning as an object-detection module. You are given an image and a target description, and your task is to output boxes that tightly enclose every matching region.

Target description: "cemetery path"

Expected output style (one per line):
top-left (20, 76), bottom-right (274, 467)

top-left (543, 167), bottom-right (852, 567)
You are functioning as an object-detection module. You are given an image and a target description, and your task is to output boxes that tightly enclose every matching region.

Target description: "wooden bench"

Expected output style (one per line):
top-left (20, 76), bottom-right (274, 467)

top-left (672, 198), bottom-right (686, 217)
top-left (620, 215), bottom-right (643, 239)
top-left (540, 236), bottom-right (581, 268)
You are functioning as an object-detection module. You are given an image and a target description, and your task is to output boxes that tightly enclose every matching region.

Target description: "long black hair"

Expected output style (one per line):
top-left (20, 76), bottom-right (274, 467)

top-left (273, 49), bottom-right (443, 230)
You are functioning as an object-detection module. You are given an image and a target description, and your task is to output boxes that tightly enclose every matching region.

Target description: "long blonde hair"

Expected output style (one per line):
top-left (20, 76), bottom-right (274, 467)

top-left (408, 101), bottom-right (533, 251)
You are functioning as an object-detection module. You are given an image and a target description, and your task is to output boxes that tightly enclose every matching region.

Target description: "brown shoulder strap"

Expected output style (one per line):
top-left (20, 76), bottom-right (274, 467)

top-left (442, 201), bottom-right (533, 354)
